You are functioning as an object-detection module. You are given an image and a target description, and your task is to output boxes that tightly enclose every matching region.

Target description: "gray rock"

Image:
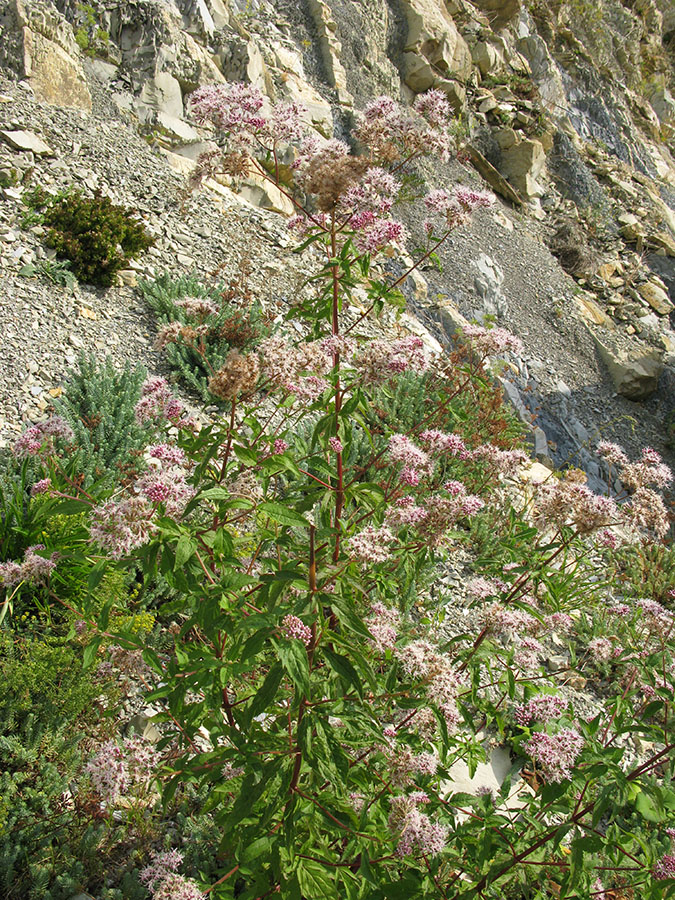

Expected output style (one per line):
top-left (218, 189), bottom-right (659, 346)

top-left (473, 253), bottom-right (508, 319)
top-left (0, 129), bottom-right (53, 156)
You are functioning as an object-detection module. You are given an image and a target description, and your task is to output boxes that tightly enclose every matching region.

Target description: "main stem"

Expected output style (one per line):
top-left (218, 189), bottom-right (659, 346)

top-left (331, 216), bottom-right (344, 565)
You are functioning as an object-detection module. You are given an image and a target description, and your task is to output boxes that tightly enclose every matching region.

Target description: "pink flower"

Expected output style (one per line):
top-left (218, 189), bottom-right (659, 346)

top-left (367, 601), bottom-right (400, 652)
top-left (597, 441), bottom-right (629, 468)
top-left (588, 637), bottom-right (612, 661)
top-left (273, 439), bottom-right (289, 454)
top-left (281, 614), bottom-right (312, 647)
top-left (349, 525), bottom-right (395, 565)
top-left (329, 437), bottom-right (343, 453)
top-left (14, 417), bottom-right (74, 457)
top-left (148, 444), bottom-right (186, 466)
top-left (461, 324), bottom-right (523, 356)
top-left (653, 854), bottom-right (675, 880)
top-left (388, 434), bottom-right (430, 472)
top-left (514, 694), bottom-right (567, 726)
top-left (90, 496), bottom-right (156, 558)
top-left (388, 794), bottom-right (447, 857)
top-left (86, 735), bottom-right (158, 804)
top-left (354, 218), bottom-right (406, 253)
top-left (135, 378), bottom-right (185, 426)
top-left (413, 88), bottom-right (451, 126)
top-left (31, 477), bottom-right (52, 496)
top-left (523, 729), bottom-right (584, 782)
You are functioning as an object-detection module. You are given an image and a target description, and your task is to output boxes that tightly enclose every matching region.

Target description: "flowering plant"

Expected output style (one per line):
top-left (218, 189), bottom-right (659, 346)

top-left (7, 84), bottom-right (675, 900)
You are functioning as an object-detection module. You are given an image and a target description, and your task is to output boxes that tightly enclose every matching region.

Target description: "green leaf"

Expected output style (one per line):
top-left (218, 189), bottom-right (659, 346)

top-left (636, 789), bottom-right (663, 823)
top-left (239, 835), bottom-right (273, 865)
top-left (248, 663), bottom-right (283, 721)
top-left (277, 640), bottom-right (310, 694)
top-left (324, 648), bottom-right (363, 698)
top-left (258, 501), bottom-right (309, 529)
top-left (296, 859), bottom-right (339, 899)
top-left (174, 534), bottom-right (197, 570)
top-left (82, 636), bottom-right (102, 669)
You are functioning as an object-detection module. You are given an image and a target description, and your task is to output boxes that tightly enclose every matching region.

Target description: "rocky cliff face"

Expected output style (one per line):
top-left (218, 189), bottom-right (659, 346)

top-left (0, 0), bottom-right (674, 489)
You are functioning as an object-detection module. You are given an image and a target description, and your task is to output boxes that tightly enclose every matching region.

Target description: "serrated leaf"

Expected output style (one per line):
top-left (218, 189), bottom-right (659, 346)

top-left (278, 640), bottom-right (310, 695)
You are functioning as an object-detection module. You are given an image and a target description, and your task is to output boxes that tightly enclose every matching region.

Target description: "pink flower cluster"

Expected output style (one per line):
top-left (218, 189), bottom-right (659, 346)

top-left (598, 443), bottom-right (672, 490)
top-left (190, 82), bottom-right (268, 149)
top-left (86, 735), bottom-right (158, 804)
top-left (461, 324), bottom-right (524, 357)
top-left (479, 602), bottom-right (540, 637)
top-left (367, 600), bottom-right (400, 652)
top-left (354, 91), bottom-right (454, 162)
top-left (653, 854), bottom-right (675, 880)
top-left (353, 335), bottom-right (428, 385)
top-left (419, 430), bottom-right (468, 458)
top-left (514, 694), bottom-right (567, 726)
top-left (281, 614), bottom-right (312, 647)
top-left (14, 416), bottom-right (75, 458)
top-left (137, 448), bottom-right (194, 518)
top-left (141, 850), bottom-right (205, 900)
top-left (465, 576), bottom-right (506, 600)
top-left (395, 639), bottom-right (465, 730)
top-left (587, 637), bottom-right (613, 661)
top-left (175, 296), bottom-right (219, 318)
top-left (636, 598), bottom-right (673, 638)
top-left (383, 742), bottom-right (439, 787)
top-left (514, 636), bottom-right (545, 672)
top-left (90, 496), bottom-right (156, 558)
top-left (534, 473), bottom-right (618, 535)
top-left (523, 728), bottom-right (584, 783)
top-left (349, 524), bottom-right (395, 566)
top-left (425, 186), bottom-right (494, 231)
top-left (388, 793), bottom-right (447, 857)
top-left (135, 378), bottom-right (186, 427)
top-left (595, 443), bottom-right (671, 539)
top-left (0, 544), bottom-right (58, 588)
top-left (469, 444), bottom-right (529, 477)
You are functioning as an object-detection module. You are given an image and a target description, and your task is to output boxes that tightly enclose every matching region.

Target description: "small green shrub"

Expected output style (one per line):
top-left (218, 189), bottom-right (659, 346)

top-left (25, 188), bottom-right (154, 287)
top-left (54, 354), bottom-right (150, 485)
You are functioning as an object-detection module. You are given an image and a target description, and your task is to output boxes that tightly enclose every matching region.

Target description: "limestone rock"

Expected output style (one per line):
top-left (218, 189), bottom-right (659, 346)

top-left (637, 282), bottom-right (674, 315)
top-left (575, 295), bottom-right (613, 328)
top-left (435, 78), bottom-right (466, 114)
top-left (280, 71), bottom-right (333, 136)
top-left (593, 335), bottom-right (664, 400)
top-left (138, 71), bottom-right (184, 120)
top-left (306, 0), bottom-right (353, 106)
top-left (648, 232), bottom-right (675, 257)
top-left (467, 144), bottom-right (522, 206)
top-left (473, 253), bottom-right (508, 319)
top-left (648, 85), bottom-right (675, 127)
top-left (471, 0), bottom-right (521, 28)
top-left (0, 0), bottom-right (91, 110)
top-left (472, 41), bottom-right (503, 76)
top-left (399, 0), bottom-right (472, 94)
top-left (499, 138), bottom-right (546, 199)
top-left (0, 128), bottom-right (53, 155)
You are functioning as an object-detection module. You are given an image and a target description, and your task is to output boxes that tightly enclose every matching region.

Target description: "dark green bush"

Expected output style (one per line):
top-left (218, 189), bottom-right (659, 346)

top-left (26, 188), bottom-right (154, 287)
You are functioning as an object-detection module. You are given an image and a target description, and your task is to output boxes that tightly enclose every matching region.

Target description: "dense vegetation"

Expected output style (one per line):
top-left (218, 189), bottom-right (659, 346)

top-left (1, 85), bottom-right (674, 900)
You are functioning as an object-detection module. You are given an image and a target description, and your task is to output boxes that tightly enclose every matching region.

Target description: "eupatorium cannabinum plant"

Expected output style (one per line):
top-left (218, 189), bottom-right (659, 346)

top-left (8, 83), bottom-right (675, 900)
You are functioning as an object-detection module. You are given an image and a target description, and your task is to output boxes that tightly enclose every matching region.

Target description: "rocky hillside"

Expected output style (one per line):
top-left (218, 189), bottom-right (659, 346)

top-left (0, 0), bottom-right (674, 493)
